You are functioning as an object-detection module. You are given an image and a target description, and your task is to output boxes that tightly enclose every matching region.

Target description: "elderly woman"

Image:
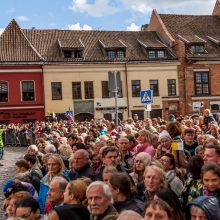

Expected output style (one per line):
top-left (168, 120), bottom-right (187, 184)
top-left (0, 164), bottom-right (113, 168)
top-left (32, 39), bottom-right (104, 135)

top-left (130, 152), bottom-right (151, 186)
top-left (155, 130), bottom-right (172, 159)
top-left (132, 129), bottom-right (155, 159)
top-left (160, 153), bottom-right (183, 196)
top-left (38, 154), bottom-right (69, 213)
top-left (48, 180), bottom-right (90, 220)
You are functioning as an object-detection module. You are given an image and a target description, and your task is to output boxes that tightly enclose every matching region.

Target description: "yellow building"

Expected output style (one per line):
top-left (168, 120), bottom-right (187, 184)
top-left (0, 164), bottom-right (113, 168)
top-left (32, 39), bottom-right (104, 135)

top-left (2, 20), bottom-right (179, 121)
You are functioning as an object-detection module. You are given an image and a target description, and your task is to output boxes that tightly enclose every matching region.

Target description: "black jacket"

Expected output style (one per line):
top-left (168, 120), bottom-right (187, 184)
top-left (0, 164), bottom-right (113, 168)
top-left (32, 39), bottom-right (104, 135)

top-left (68, 163), bottom-right (95, 180)
top-left (113, 197), bottom-right (144, 214)
top-left (55, 204), bottom-right (90, 220)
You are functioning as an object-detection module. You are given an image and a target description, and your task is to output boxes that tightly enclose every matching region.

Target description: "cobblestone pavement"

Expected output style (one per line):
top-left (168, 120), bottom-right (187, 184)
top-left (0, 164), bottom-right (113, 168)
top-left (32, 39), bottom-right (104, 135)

top-left (0, 146), bottom-right (26, 220)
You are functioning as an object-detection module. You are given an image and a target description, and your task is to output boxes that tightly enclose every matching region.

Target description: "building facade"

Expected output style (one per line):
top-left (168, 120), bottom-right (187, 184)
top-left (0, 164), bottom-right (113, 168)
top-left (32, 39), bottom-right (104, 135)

top-left (146, 0), bottom-right (220, 116)
top-left (0, 20), bottom-right (44, 123)
top-left (0, 19), bottom-right (179, 122)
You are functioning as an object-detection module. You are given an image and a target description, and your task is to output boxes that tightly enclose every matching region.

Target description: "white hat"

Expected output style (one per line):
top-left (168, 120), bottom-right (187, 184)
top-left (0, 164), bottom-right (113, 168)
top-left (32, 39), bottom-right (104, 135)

top-left (158, 130), bottom-right (171, 142)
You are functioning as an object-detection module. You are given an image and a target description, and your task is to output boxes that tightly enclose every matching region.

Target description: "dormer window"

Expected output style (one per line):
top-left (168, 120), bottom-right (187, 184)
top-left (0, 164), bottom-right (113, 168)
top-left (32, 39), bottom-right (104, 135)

top-left (107, 50), bottom-right (125, 59)
top-left (63, 50), bottom-right (83, 58)
top-left (190, 45), bottom-right (205, 53)
top-left (148, 50), bottom-right (166, 58)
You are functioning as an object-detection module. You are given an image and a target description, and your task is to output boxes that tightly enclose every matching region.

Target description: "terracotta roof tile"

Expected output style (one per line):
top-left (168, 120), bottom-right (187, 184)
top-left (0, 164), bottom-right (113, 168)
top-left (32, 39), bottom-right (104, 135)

top-left (159, 14), bottom-right (220, 60)
top-left (0, 20), bottom-right (44, 62)
top-left (0, 20), bottom-right (177, 63)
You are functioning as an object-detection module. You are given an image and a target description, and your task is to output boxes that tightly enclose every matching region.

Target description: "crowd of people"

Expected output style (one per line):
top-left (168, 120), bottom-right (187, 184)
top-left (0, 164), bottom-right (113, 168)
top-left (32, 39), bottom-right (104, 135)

top-left (1, 108), bottom-right (220, 220)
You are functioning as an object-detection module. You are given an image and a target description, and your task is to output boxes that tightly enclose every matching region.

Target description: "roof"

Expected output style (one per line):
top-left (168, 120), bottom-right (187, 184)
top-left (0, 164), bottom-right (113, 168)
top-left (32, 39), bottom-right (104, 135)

top-left (0, 19), bottom-right (44, 62)
top-left (0, 19), bottom-right (177, 64)
top-left (159, 14), bottom-right (220, 60)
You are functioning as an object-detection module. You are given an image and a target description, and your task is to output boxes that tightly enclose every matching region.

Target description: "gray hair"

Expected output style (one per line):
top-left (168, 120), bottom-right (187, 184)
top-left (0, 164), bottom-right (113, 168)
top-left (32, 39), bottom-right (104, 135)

top-left (45, 144), bottom-right (57, 154)
top-left (86, 181), bottom-right (112, 202)
top-left (28, 144), bottom-right (38, 152)
top-left (134, 152), bottom-right (151, 166)
top-left (117, 210), bottom-right (144, 220)
top-left (51, 176), bottom-right (68, 191)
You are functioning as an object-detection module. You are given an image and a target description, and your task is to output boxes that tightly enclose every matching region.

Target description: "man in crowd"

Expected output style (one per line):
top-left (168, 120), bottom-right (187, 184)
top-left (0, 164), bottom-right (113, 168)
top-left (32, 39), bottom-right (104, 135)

top-left (203, 144), bottom-right (220, 166)
top-left (44, 176), bottom-right (68, 214)
top-left (86, 181), bottom-right (118, 220)
top-left (69, 149), bottom-right (94, 180)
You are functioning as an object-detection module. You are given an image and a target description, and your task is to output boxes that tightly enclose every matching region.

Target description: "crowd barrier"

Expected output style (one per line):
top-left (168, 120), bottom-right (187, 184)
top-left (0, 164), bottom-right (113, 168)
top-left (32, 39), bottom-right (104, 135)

top-left (4, 130), bottom-right (36, 147)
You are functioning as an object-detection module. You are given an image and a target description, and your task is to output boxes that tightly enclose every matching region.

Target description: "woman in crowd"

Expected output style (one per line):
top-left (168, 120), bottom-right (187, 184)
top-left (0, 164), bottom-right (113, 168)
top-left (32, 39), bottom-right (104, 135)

top-left (181, 155), bottom-right (204, 209)
top-left (130, 152), bottom-right (151, 186)
top-left (48, 179), bottom-right (90, 220)
top-left (202, 163), bottom-right (220, 205)
top-left (160, 153), bottom-right (183, 196)
top-left (155, 130), bottom-right (172, 159)
top-left (108, 172), bottom-right (144, 214)
top-left (186, 196), bottom-right (220, 220)
top-left (5, 191), bottom-right (32, 219)
top-left (38, 154), bottom-right (68, 213)
top-left (144, 199), bottom-right (174, 220)
top-left (132, 129), bottom-right (155, 158)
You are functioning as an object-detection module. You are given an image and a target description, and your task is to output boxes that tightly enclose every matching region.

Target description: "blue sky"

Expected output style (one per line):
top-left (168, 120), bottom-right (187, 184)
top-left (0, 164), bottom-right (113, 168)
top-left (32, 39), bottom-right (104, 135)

top-left (0, 0), bottom-right (217, 33)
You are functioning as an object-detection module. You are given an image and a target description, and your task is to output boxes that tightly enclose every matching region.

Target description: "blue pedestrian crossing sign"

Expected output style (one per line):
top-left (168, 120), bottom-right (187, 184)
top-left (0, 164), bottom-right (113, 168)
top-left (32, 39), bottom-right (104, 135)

top-left (140, 90), bottom-right (153, 104)
top-left (66, 110), bottom-right (73, 117)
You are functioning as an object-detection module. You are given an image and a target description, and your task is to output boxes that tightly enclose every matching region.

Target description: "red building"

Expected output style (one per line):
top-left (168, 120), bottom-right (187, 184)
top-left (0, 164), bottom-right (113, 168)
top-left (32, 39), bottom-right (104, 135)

top-left (0, 20), bottom-right (45, 123)
top-left (146, 0), bottom-right (220, 117)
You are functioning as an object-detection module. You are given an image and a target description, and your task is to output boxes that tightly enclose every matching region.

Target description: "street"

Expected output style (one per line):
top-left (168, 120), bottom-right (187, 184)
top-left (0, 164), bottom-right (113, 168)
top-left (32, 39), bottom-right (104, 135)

top-left (0, 146), bottom-right (26, 220)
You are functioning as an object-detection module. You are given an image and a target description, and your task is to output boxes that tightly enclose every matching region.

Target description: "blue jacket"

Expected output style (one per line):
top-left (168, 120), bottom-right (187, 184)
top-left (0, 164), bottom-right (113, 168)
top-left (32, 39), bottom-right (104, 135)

top-left (186, 196), bottom-right (220, 220)
top-left (38, 171), bottom-right (69, 213)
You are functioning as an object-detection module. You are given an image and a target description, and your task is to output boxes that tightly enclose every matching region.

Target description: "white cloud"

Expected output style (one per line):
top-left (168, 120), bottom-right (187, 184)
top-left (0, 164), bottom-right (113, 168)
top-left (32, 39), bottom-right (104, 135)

top-left (126, 23), bottom-right (141, 31)
top-left (120, 0), bottom-right (216, 15)
top-left (66, 23), bottom-right (92, 30)
top-left (69, 0), bottom-right (118, 17)
top-left (0, 28), bottom-right (4, 35)
top-left (17, 16), bottom-right (29, 22)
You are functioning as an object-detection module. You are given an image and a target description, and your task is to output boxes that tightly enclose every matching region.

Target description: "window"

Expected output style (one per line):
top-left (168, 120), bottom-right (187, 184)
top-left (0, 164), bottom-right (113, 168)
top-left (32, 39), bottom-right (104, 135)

top-left (132, 80), bottom-right (141, 97)
top-left (63, 51), bottom-right (72, 58)
top-left (84, 81), bottom-right (94, 99)
top-left (191, 45), bottom-right (205, 53)
top-left (72, 82), bottom-right (82, 99)
top-left (150, 80), bottom-right (159, 96)
top-left (167, 79), bottom-right (176, 96)
top-left (22, 81), bottom-right (35, 101)
top-left (117, 50), bottom-right (125, 58)
top-left (158, 50), bottom-right (165, 58)
top-left (0, 81), bottom-right (8, 102)
top-left (51, 82), bottom-right (62, 100)
top-left (107, 50), bottom-right (125, 59)
top-left (63, 50), bottom-right (83, 58)
top-left (102, 81), bottom-right (110, 98)
top-left (194, 72), bottom-right (210, 95)
top-left (148, 50), bottom-right (156, 58)
top-left (148, 50), bottom-right (166, 58)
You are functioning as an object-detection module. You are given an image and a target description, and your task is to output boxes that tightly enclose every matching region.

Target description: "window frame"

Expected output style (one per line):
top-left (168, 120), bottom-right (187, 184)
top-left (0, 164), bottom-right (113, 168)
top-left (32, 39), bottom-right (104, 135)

top-left (102, 81), bottom-right (110, 98)
top-left (84, 81), bottom-right (94, 99)
top-left (21, 80), bottom-right (35, 102)
top-left (167, 79), bottom-right (176, 96)
top-left (131, 80), bottom-right (141, 97)
top-left (150, 80), bottom-right (159, 96)
top-left (51, 82), bottom-right (62, 100)
top-left (194, 71), bottom-right (210, 95)
top-left (0, 81), bottom-right (9, 102)
top-left (72, 82), bottom-right (82, 99)
top-left (148, 49), bottom-right (166, 58)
